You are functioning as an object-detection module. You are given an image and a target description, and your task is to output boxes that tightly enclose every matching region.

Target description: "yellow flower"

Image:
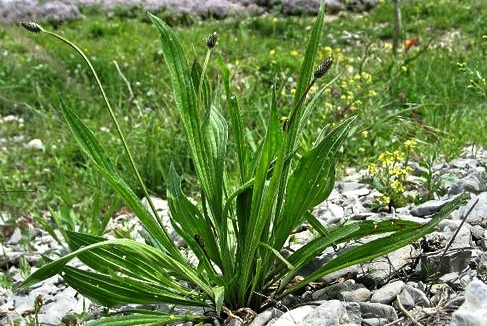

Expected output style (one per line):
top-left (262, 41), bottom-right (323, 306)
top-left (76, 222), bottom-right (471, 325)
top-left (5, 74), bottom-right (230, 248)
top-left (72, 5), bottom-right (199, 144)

top-left (401, 65), bottom-right (408, 72)
top-left (290, 88), bottom-right (296, 94)
top-left (324, 88), bottom-right (331, 95)
top-left (361, 72), bottom-right (373, 83)
top-left (272, 17), bottom-right (278, 24)
top-left (390, 167), bottom-right (407, 179)
top-left (367, 163), bottom-right (377, 175)
top-left (323, 46), bottom-right (333, 56)
top-left (391, 180), bottom-right (405, 193)
top-left (379, 151), bottom-right (394, 166)
top-left (482, 35), bottom-right (487, 41)
top-left (393, 150), bottom-right (404, 161)
top-left (379, 194), bottom-right (391, 205)
top-left (404, 139), bottom-right (417, 150)
top-left (361, 130), bottom-right (369, 138)
top-left (369, 90), bottom-right (377, 97)
top-left (290, 50), bottom-right (299, 57)
top-left (269, 49), bottom-right (276, 56)
top-left (354, 99), bottom-right (362, 106)
top-left (359, 147), bottom-right (365, 153)
top-left (384, 42), bottom-right (393, 51)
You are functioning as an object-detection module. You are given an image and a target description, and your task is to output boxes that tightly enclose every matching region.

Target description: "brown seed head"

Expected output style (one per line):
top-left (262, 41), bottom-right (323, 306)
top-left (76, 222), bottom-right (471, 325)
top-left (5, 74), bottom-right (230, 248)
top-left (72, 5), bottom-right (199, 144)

top-left (206, 32), bottom-right (218, 49)
top-left (20, 21), bottom-right (42, 33)
top-left (314, 57), bottom-right (333, 79)
top-left (34, 294), bottom-right (44, 309)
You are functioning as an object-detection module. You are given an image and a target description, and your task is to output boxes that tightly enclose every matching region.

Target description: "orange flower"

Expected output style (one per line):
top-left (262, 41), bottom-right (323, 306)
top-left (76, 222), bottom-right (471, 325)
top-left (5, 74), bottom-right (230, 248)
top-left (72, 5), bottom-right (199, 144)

top-left (404, 37), bottom-right (418, 52)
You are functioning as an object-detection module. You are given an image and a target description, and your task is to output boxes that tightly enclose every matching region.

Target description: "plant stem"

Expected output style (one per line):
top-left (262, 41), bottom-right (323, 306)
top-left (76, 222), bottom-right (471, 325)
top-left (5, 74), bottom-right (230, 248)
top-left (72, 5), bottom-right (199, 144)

top-left (392, 0), bottom-right (402, 55)
top-left (38, 27), bottom-right (165, 231)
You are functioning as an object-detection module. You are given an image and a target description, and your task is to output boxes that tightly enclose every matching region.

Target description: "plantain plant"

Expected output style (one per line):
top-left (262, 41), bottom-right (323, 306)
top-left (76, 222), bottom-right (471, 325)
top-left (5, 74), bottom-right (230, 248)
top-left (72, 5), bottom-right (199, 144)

top-left (18, 2), bottom-right (468, 325)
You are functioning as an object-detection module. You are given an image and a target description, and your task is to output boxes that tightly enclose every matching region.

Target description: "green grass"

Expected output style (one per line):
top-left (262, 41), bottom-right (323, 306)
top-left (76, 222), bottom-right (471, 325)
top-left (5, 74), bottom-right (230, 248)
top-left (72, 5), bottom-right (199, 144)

top-left (0, 0), bottom-right (486, 219)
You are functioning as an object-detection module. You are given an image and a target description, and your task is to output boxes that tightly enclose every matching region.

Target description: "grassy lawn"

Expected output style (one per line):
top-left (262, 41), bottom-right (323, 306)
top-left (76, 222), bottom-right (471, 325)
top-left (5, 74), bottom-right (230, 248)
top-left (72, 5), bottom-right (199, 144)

top-left (0, 0), bottom-right (486, 220)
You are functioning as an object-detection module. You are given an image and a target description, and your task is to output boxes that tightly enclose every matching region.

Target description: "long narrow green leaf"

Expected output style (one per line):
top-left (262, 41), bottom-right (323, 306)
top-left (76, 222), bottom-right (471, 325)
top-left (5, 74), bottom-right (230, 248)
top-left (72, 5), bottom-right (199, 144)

top-left (61, 266), bottom-right (206, 307)
top-left (267, 218), bottom-right (425, 293)
top-left (237, 105), bottom-right (283, 304)
top-left (65, 231), bottom-right (189, 291)
top-left (274, 117), bottom-right (355, 251)
top-left (19, 238), bottom-right (214, 299)
top-left (285, 117), bottom-right (355, 215)
top-left (285, 0), bottom-right (326, 149)
top-left (277, 219), bottom-right (420, 280)
top-left (149, 13), bottom-right (224, 227)
top-left (203, 106), bottom-right (229, 220)
top-left (60, 104), bottom-right (181, 258)
top-left (283, 193), bottom-right (469, 295)
top-left (89, 311), bottom-right (206, 326)
top-left (292, 0), bottom-right (325, 109)
top-left (217, 54), bottom-right (250, 181)
top-left (167, 164), bottom-right (223, 273)
top-left (191, 60), bottom-right (212, 116)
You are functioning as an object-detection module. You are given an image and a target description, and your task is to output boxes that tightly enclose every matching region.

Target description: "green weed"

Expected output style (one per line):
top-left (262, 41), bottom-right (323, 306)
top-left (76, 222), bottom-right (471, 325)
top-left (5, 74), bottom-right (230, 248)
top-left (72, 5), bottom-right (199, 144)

top-left (17, 3), bottom-right (469, 324)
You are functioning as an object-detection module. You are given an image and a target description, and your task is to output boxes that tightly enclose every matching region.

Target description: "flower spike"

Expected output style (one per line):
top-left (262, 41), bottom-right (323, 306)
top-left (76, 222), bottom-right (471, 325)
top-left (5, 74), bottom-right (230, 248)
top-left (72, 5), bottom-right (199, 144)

top-left (314, 57), bottom-right (333, 79)
top-left (206, 32), bottom-right (218, 49)
top-left (20, 21), bottom-right (43, 33)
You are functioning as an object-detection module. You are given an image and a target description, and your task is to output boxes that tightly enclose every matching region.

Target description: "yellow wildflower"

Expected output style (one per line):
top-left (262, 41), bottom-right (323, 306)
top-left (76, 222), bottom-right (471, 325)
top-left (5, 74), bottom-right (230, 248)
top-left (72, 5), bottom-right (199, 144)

top-left (361, 72), bottom-right (373, 83)
top-left (369, 90), bottom-right (377, 97)
top-left (391, 180), bottom-right (405, 193)
top-left (396, 167), bottom-right (410, 179)
top-left (368, 163), bottom-right (377, 175)
top-left (290, 50), bottom-right (299, 57)
top-left (379, 194), bottom-right (390, 205)
top-left (269, 49), bottom-right (276, 56)
top-left (393, 150), bottom-right (404, 161)
top-left (404, 139), bottom-right (417, 150)
top-left (379, 151), bottom-right (394, 166)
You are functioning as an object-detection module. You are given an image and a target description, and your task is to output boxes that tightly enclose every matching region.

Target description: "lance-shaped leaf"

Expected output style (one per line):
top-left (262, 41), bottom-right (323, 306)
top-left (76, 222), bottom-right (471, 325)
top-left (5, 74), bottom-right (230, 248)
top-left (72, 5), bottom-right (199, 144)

top-left (283, 193), bottom-right (469, 295)
top-left (61, 104), bottom-right (180, 258)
